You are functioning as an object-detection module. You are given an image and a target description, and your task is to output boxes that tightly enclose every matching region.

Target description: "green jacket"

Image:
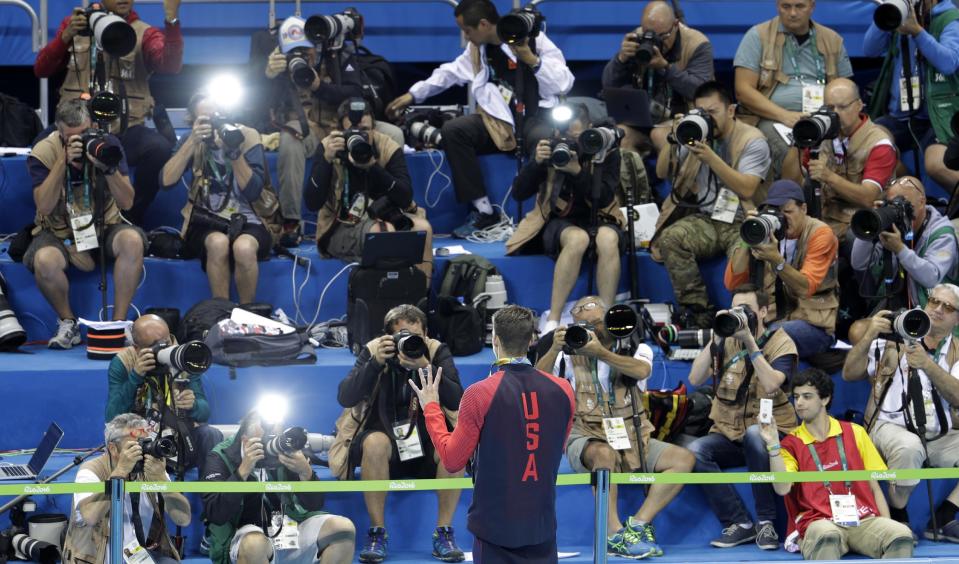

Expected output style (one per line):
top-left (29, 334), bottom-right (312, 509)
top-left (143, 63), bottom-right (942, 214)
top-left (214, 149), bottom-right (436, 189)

top-left (105, 354), bottom-right (211, 422)
top-left (203, 435), bottom-right (327, 564)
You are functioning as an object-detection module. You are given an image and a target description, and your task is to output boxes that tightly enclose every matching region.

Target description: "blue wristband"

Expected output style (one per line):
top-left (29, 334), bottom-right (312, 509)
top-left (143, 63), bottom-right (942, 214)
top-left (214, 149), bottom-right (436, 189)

top-left (749, 350), bottom-right (764, 362)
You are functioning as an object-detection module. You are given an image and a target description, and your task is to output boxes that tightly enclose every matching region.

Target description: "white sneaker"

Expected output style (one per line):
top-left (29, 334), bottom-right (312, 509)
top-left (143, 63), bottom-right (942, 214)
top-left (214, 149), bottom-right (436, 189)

top-left (49, 318), bottom-right (81, 350)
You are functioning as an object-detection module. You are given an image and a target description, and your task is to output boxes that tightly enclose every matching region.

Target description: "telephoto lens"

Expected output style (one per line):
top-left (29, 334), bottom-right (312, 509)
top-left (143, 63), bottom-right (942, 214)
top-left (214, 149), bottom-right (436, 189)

top-left (82, 129), bottom-right (123, 168)
top-left (579, 127), bottom-right (623, 156)
top-left (287, 52), bottom-right (315, 88)
top-left (883, 308), bottom-right (931, 342)
top-left (564, 324), bottom-right (591, 350)
top-left (713, 307), bottom-right (755, 338)
top-left (497, 8), bottom-right (543, 44)
top-left (89, 91), bottom-right (123, 122)
top-left (549, 138), bottom-right (576, 167)
top-left (675, 109), bottom-right (714, 146)
top-left (604, 304), bottom-right (638, 340)
top-left (393, 330), bottom-right (427, 359)
top-left (0, 273), bottom-right (26, 350)
top-left (874, 0), bottom-right (911, 31)
top-left (343, 130), bottom-right (373, 164)
top-left (849, 196), bottom-right (913, 240)
top-left (12, 534), bottom-right (59, 564)
top-left (659, 325), bottom-right (713, 348)
top-left (139, 436), bottom-right (178, 459)
top-left (740, 210), bottom-right (786, 246)
top-left (304, 13), bottom-right (356, 45)
top-left (263, 427), bottom-right (309, 459)
top-left (409, 122), bottom-right (443, 147)
top-left (85, 4), bottom-right (136, 56)
top-left (792, 107), bottom-right (840, 148)
top-left (153, 340), bottom-right (213, 374)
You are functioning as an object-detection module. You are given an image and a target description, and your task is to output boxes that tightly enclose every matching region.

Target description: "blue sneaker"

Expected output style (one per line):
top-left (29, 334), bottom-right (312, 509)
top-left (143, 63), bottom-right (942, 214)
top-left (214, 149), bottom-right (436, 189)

top-left (452, 210), bottom-right (504, 239)
top-left (608, 518), bottom-right (662, 559)
top-left (432, 526), bottom-right (465, 562)
top-left (359, 527), bottom-right (389, 563)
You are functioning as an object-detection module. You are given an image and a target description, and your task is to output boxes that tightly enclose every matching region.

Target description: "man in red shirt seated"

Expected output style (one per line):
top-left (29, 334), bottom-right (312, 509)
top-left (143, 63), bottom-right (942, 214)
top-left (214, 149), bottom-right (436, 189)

top-left (759, 367), bottom-right (913, 560)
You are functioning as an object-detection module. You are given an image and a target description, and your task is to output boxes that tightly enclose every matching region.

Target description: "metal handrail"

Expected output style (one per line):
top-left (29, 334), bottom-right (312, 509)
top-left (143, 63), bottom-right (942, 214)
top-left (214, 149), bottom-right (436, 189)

top-left (1, 0), bottom-right (47, 125)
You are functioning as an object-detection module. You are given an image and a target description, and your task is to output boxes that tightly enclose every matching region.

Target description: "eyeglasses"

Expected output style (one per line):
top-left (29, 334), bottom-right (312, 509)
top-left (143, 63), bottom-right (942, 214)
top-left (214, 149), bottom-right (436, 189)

top-left (928, 296), bottom-right (958, 314)
top-left (832, 98), bottom-right (860, 112)
top-left (571, 302), bottom-right (602, 314)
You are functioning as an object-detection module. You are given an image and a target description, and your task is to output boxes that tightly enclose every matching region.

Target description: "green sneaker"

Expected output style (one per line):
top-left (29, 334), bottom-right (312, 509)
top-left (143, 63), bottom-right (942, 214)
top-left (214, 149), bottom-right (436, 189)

top-left (607, 518), bottom-right (662, 559)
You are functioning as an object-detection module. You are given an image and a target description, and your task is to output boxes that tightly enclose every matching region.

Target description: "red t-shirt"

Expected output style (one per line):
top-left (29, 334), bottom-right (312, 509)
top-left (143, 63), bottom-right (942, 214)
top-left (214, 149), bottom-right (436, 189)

top-left (801, 115), bottom-right (897, 189)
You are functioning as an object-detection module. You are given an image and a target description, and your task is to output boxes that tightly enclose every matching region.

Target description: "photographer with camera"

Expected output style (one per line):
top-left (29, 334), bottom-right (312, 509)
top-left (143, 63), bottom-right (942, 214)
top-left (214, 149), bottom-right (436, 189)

top-left (651, 81), bottom-right (771, 329)
top-left (333, 305), bottom-right (464, 563)
top-left (848, 176), bottom-right (958, 343)
top-left (161, 91), bottom-right (277, 305)
top-left (534, 296), bottom-right (696, 559)
top-left (801, 79), bottom-right (897, 240)
top-left (384, 0), bottom-right (574, 239)
top-left (63, 414), bottom-right (191, 563)
top-left (864, 0), bottom-right (959, 182)
top-left (34, 0), bottom-right (183, 226)
top-left (759, 368), bottom-right (914, 559)
top-left (25, 99), bottom-right (145, 350)
top-left (725, 180), bottom-right (839, 360)
top-left (305, 98), bottom-right (433, 278)
top-left (733, 0), bottom-right (853, 183)
top-left (253, 15), bottom-right (404, 246)
top-left (106, 314), bottom-right (222, 479)
top-left (601, 1), bottom-right (714, 153)
top-left (203, 409), bottom-right (355, 564)
top-left (842, 284), bottom-right (959, 538)
top-left (687, 285), bottom-right (798, 550)
top-left (505, 105), bottom-right (625, 332)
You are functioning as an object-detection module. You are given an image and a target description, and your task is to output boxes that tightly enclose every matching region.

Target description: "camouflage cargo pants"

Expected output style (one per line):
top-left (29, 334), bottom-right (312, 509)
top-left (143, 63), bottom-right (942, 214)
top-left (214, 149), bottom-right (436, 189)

top-left (657, 214), bottom-right (742, 309)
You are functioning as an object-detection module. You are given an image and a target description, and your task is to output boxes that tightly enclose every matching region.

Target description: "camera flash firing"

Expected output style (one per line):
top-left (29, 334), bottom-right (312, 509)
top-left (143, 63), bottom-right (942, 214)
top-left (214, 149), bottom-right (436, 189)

top-left (206, 74), bottom-right (244, 111)
top-left (256, 394), bottom-right (289, 425)
top-left (550, 105), bottom-right (573, 125)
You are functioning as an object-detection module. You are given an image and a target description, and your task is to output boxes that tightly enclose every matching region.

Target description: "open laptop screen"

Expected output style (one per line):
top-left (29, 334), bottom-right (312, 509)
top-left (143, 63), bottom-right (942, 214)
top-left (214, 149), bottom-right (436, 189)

top-left (27, 423), bottom-right (64, 474)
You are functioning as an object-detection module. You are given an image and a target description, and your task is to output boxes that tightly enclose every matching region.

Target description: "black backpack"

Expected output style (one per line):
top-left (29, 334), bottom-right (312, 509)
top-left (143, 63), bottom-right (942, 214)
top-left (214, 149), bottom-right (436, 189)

top-left (432, 256), bottom-right (498, 356)
top-left (178, 298), bottom-right (236, 342)
top-left (0, 93), bottom-right (41, 147)
top-left (354, 45), bottom-right (396, 120)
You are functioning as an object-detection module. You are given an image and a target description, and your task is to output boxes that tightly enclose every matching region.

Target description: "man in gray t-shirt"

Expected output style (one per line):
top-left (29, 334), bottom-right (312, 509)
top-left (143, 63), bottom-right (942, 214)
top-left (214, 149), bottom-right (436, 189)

top-left (733, 0), bottom-right (852, 182)
top-left (654, 81), bottom-right (771, 328)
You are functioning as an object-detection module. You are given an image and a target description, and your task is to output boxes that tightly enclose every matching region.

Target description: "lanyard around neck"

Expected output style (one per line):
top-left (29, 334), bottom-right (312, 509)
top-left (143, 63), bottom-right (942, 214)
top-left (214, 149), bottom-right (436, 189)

top-left (806, 434), bottom-right (851, 493)
top-left (785, 26), bottom-right (824, 84)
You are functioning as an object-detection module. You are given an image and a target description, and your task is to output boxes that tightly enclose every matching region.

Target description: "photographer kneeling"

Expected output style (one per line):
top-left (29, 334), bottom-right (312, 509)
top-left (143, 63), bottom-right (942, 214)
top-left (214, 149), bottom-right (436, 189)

top-left (725, 180), bottom-right (839, 360)
top-left (506, 106), bottom-right (624, 332)
top-left (306, 98), bottom-right (433, 278)
top-left (333, 305), bottom-right (464, 563)
top-left (687, 285), bottom-right (798, 550)
top-left (842, 284), bottom-right (959, 540)
top-left (536, 296), bottom-right (695, 559)
top-left (161, 91), bottom-right (278, 305)
top-left (63, 414), bottom-right (191, 564)
top-left (848, 176), bottom-right (958, 344)
top-left (203, 409), bottom-right (355, 564)
top-left (107, 314), bottom-right (222, 478)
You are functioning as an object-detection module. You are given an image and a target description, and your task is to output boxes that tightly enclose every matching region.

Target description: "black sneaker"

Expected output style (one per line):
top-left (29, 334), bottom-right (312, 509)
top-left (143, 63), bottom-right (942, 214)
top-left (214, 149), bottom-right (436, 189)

top-left (710, 524), bottom-right (757, 548)
top-left (452, 210), bottom-right (504, 239)
top-left (280, 221), bottom-right (302, 248)
top-left (755, 521), bottom-right (779, 550)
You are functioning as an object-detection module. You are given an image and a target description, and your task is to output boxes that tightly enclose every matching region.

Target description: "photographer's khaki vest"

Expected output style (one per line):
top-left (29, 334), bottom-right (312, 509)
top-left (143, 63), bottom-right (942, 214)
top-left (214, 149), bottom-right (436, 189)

top-left (567, 353), bottom-right (654, 472)
top-left (505, 165), bottom-right (626, 254)
top-left (760, 217), bottom-right (839, 334)
top-left (60, 18), bottom-right (154, 130)
top-left (179, 125), bottom-right (282, 244)
top-left (649, 119), bottom-right (767, 262)
top-left (631, 24), bottom-right (711, 104)
top-left (864, 336), bottom-right (959, 432)
top-left (313, 129), bottom-right (408, 245)
top-left (818, 118), bottom-right (895, 239)
top-left (62, 454), bottom-right (179, 564)
top-left (737, 17), bottom-right (845, 125)
top-left (709, 328), bottom-right (798, 441)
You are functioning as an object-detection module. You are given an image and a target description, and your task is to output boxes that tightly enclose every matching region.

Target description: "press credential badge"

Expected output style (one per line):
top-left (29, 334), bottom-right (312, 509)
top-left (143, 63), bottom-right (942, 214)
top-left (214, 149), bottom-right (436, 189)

top-left (393, 421), bottom-right (424, 461)
top-left (711, 188), bottom-right (740, 224)
top-left (829, 494), bottom-right (860, 527)
top-left (603, 417), bottom-right (632, 451)
top-left (269, 512), bottom-right (300, 550)
top-left (802, 83), bottom-right (825, 115)
top-left (122, 540), bottom-right (156, 564)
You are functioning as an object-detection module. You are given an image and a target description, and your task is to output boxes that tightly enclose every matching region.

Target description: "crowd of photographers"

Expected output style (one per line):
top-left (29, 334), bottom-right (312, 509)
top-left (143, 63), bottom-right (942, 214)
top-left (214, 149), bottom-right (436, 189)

top-left (15, 0), bottom-right (959, 561)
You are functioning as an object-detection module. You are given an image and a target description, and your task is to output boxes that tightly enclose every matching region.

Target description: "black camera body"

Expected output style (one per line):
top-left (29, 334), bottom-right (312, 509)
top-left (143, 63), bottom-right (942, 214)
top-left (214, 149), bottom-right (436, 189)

top-left (714, 305), bottom-right (759, 338)
top-left (209, 112), bottom-right (245, 151)
top-left (79, 128), bottom-right (123, 169)
top-left (259, 426), bottom-right (309, 468)
top-left (850, 195), bottom-right (914, 241)
top-left (792, 105), bottom-right (840, 148)
top-left (368, 197), bottom-right (413, 231)
top-left (740, 206), bottom-right (787, 246)
top-left (497, 7), bottom-right (544, 45)
top-left (881, 308), bottom-right (931, 343)
top-left (392, 329), bottom-right (427, 360)
top-left (631, 30), bottom-right (664, 65)
top-left (286, 48), bottom-right (315, 89)
top-left (549, 137), bottom-right (579, 167)
top-left (338, 128), bottom-right (374, 165)
top-left (674, 108), bottom-right (715, 146)
top-left (139, 436), bottom-right (178, 459)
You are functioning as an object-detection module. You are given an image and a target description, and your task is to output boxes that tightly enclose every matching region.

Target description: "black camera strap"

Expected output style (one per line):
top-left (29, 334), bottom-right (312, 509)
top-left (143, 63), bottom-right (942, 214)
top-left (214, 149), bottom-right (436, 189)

top-left (129, 490), bottom-right (148, 548)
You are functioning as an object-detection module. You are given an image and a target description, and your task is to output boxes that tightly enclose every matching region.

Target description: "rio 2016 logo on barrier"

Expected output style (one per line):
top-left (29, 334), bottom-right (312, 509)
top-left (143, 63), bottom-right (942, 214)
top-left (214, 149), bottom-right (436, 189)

top-left (23, 486), bottom-right (51, 495)
top-left (140, 484), bottom-right (169, 492)
top-left (265, 483), bottom-right (293, 492)
top-left (870, 471), bottom-right (897, 480)
top-left (628, 475), bottom-right (655, 484)
top-left (748, 474), bottom-right (775, 483)
top-left (389, 481), bottom-right (416, 490)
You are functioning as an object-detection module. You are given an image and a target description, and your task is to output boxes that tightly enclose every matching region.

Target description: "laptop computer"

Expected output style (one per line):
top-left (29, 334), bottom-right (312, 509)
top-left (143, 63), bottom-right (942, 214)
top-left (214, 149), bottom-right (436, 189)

top-left (602, 87), bottom-right (654, 129)
top-left (0, 423), bottom-right (64, 481)
top-left (361, 231), bottom-right (427, 269)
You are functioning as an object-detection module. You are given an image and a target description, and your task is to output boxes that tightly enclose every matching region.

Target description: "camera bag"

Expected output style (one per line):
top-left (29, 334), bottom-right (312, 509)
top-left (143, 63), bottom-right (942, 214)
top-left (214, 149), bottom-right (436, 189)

top-left (178, 298), bottom-right (236, 342)
top-left (0, 92), bottom-right (42, 147)
top-left (431, 256), bottom-right (498, 356)
top-left (204, 320), bottom-right (316, 368)
top-left (347, 266), bottom-right (428, 355)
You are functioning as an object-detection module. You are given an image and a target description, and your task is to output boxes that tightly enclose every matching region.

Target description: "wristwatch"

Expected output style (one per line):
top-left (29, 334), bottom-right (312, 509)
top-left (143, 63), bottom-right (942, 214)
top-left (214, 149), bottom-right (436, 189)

top-left (165, 17), bottom-right (179, 25)
top-left (775, 260), bottom-right (786, 273)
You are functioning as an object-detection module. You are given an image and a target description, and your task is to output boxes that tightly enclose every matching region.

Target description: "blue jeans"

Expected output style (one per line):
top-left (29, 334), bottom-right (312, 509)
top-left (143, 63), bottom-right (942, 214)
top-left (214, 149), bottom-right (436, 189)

top-left (688, 425), bottom-right (777, 528)
top-left (769, 319), bottom-right (834, 360)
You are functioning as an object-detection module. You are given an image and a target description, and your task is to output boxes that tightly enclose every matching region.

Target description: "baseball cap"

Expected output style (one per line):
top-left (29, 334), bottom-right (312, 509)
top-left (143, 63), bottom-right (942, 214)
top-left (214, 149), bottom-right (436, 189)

top-left (764, 179), bottom-right (805, 207)
top-left (279, 16), bottom-right (312, 53)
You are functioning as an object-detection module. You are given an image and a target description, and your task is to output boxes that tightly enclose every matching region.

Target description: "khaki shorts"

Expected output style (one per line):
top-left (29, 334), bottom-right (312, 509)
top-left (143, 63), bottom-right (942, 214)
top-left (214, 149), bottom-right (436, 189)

top-left (566, 432), bottom-right (669, 473)
top-left (325, 218), bottom-right (379, 262)
top-left (230, 514), bottom-right (337, 564)
top-left (23, 224), bottom-right (147, 273)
